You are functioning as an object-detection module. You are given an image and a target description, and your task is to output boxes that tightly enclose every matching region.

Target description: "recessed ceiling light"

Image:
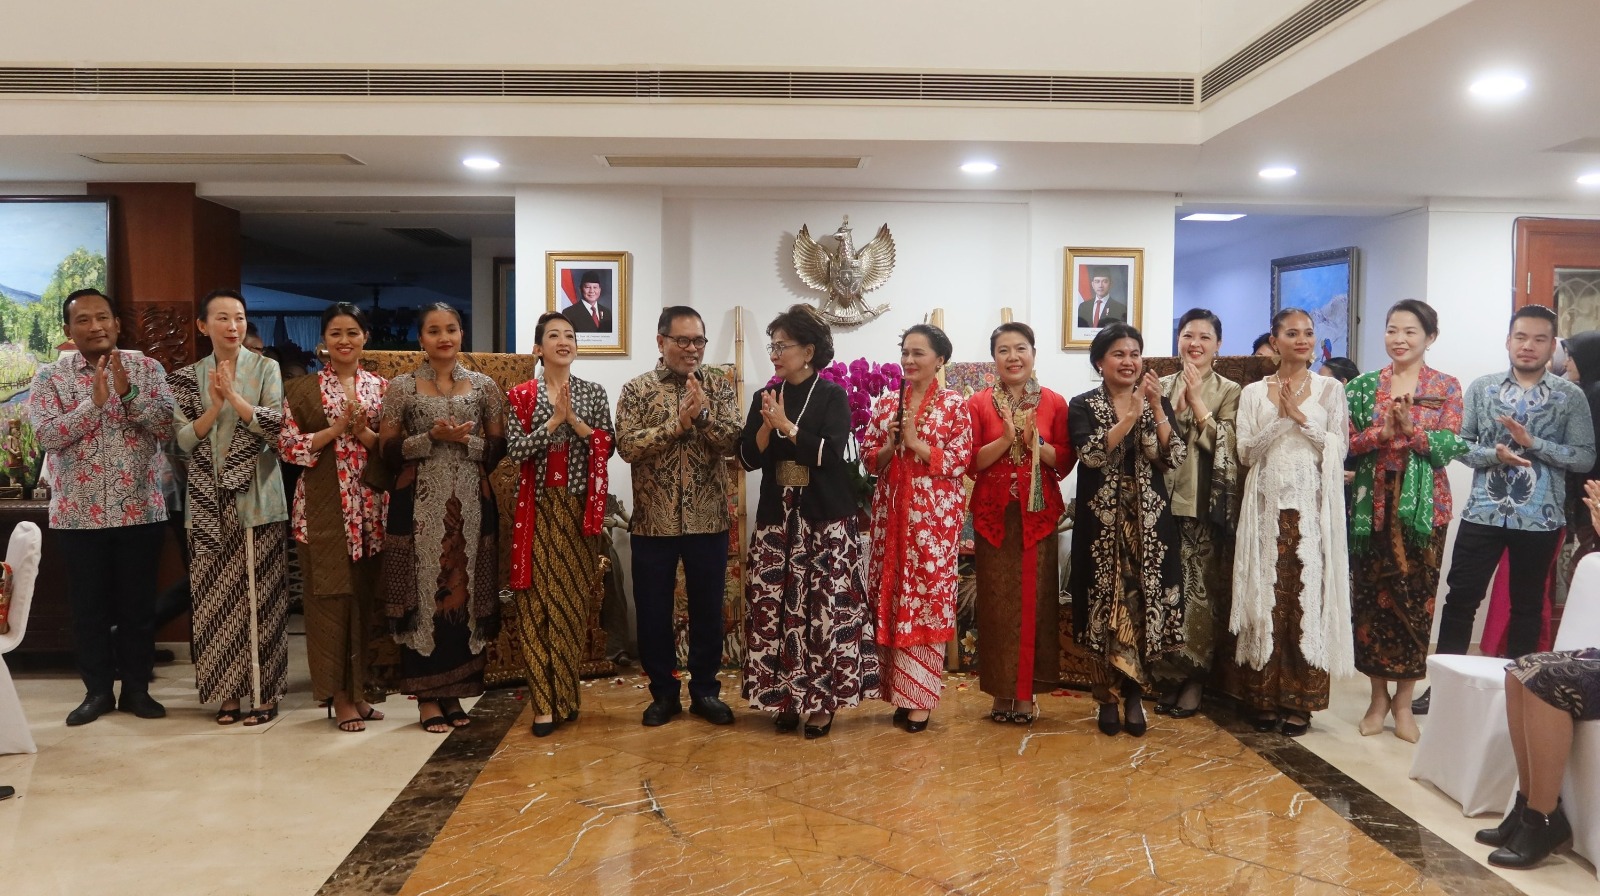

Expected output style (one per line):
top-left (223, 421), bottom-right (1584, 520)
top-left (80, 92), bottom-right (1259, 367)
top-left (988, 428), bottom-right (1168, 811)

top-left (1258, 166), bottom-right (1297, 180)
top-left (960, 161), bottom-right (998, 174)
top-left (1181, 213), bottom-right (1247, 222)
top-left (1469, 73), bottom-right (1528, 99)
top-left (462, 156), bottom-right (501, 171)
top-left (1578, 172), bottom-right (1600, 186)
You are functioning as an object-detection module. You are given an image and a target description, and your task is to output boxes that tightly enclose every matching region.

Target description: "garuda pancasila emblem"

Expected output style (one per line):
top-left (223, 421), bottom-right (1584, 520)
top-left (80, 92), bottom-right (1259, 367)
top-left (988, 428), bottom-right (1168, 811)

top-left (792, 216), bottom-right (896, 327)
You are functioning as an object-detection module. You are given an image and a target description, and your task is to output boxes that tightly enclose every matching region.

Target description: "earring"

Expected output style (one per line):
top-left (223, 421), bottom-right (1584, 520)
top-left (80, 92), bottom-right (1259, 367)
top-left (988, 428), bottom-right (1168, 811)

top-left (315, 342), bottom-right (329, 362)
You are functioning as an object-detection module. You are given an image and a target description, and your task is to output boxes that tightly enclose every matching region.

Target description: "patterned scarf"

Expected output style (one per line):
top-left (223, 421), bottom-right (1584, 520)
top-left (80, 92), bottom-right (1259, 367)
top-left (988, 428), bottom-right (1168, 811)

top-left (992, 378), bottom-right (1045, 511)
top-left (1346, 369), bottom-right (1468, 552)
top-left (171, 364), bottom-right (269, 556)
top-left (506, 379), bottom-right (612, 590)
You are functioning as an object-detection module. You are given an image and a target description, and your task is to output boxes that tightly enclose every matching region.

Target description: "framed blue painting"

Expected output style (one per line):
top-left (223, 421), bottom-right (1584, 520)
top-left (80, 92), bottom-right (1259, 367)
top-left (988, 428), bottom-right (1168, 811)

top-left (1271, 246), bottom-right (1359, 364)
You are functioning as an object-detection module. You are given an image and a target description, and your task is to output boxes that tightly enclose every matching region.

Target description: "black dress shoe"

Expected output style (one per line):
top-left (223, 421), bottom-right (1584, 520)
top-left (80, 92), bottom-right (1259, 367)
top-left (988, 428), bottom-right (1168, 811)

top-left (689, 695), bottom-right (734, 725)
top-left (1096, 702), bottom-right (1121, 736)
top-left (774, 711), bottom-right (800, 732)
top-left (1280, 716), bottom-right (1311, 738)
top-left (1168, 706), bottom-right (1199, 720)
top-left (1478, 792), bottom-right (1527, 847)
top-left (0, 785), bottom-right (13, 801)
top-left (65, 693), bottom-right (116, 727)
top-left (1489, 805), bottom-right (1571, 868)
top-left (1411, 687), bottom-right (1430, 716)
top-left (892, 708), bottom-right (910, 728)
top-left (641, 698), bottom-right (683, 727)
top-left (904, 713), bottom-right (929, 734)
top-left (118, 691), bottom-right (167, 719)
top-left (532, 719), bottom-right (557, 737)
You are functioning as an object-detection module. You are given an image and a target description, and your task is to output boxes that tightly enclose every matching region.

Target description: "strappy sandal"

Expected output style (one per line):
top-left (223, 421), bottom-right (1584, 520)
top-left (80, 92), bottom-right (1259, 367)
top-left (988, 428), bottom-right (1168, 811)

top-left (1009, 701), bottom-right (1037, 724)
top-left (359, 705), bottom-right (385, 722)
top-left (241, 704), bottom-right (278, 727)
top-left (989, 699), bottom-right (1014, 723)
top-left (215, 705), bottom-right (243, 725)
top-left (419, 715), bottom-right (450, 733)
top-left (441, 699), bottom-right (471, 728)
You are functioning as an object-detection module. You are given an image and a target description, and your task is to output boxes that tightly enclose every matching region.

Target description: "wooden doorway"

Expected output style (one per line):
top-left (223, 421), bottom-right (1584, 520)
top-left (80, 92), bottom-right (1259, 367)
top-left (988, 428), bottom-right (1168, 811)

top-left (1513, 217), bottom-right (1600, 333)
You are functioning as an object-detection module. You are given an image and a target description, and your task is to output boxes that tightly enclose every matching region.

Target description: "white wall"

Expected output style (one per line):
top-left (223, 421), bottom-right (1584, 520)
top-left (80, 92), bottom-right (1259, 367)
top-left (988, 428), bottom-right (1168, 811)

top-left (1173, 210), bottom-right (1429, 366)
top-left (512, 185), bottom-right (1177, 528)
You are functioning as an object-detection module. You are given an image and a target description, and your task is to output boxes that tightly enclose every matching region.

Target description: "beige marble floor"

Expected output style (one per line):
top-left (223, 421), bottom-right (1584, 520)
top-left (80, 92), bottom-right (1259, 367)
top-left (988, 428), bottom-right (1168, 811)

top-left (1, 641), bottom-right (1594, 896)
top-left (0, 634), bottom-right (471, 896)
top-left (391, 674), bottom-right (1566, 896)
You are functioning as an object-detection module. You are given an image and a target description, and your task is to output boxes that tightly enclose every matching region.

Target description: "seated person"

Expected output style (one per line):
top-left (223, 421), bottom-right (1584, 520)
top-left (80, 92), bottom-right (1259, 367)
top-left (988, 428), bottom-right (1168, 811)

top-left (1476, 477), bottom-right (1600, 869)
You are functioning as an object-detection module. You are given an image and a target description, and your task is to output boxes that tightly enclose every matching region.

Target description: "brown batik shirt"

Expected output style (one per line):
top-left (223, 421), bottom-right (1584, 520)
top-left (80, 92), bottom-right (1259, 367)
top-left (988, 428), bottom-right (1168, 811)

top-left (616, 364), bottom-right (741, 536)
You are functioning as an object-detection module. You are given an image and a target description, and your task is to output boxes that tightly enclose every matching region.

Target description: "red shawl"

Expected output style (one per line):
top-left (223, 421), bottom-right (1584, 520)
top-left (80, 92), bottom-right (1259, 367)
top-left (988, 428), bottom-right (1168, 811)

top-left (507, 382), bottom-right (612, 590)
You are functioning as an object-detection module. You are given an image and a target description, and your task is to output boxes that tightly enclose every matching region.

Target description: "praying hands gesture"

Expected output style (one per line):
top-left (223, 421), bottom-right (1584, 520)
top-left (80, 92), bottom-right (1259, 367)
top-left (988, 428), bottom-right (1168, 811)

top-left (678, 375), bottom-right (709, 432)
top-left (759, 389), bottom-right (793, 438)
top-left (544, 379), bottom-right (593, 438)
top-left (90, 351), bottom-right (131, 408)
top-left (1272, 377), bottom-right (1308, 426)
top-left (1380, 394), bottom-right (1415, 442)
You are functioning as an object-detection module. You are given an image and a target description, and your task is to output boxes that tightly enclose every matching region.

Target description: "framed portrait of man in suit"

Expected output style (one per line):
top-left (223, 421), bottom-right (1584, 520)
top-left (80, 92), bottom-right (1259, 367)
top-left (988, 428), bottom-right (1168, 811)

top-left (544, 251), bottom-right (630, 356)
top-left (1062, 247), bottom-right (1143, 349)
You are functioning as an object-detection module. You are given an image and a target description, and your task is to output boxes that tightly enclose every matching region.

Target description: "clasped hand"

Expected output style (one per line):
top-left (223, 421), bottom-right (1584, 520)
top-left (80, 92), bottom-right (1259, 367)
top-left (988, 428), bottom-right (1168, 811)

top-left (1379, 394), bottom-right (1415, 441)
top-left (759, 389), bottom-right (792, 435)
top-left (90, 351), bottom-right (131, 407)
top-left (429, 418), bottom-right (475, 444)
top-left (678, 375), bottom-right (708, 430)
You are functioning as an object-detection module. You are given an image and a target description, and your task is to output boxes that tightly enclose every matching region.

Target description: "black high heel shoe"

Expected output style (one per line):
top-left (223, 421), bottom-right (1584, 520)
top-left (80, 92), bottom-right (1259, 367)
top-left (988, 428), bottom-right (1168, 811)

top-left (803, 715), bottom-right (833, 739)
top-left (532, 717), bottom-right (557, 737)
top-left (1280, 715), bottom-right (1310, 738)
top-left (1096, 702), bottom-right (1121, 736)
top-left (904, 712), bottom-right (930, 734)
top-left (892, 708), bottom-right (910, 728)
top-left (1123, 694), bottom-right (1148, 738)
top-left (774, 711), bottom-right (800, 733)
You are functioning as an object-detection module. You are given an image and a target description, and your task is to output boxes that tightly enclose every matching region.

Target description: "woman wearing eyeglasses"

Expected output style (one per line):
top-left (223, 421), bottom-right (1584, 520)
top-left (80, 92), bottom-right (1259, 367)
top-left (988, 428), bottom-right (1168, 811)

top-left (739, 305), bottom-right (881, 739)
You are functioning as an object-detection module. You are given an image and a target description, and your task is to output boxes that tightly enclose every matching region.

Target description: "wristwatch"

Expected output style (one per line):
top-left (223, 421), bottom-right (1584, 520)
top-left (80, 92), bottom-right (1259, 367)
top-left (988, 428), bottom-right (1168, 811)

top-left (786, 423), bottom-right (799, 440)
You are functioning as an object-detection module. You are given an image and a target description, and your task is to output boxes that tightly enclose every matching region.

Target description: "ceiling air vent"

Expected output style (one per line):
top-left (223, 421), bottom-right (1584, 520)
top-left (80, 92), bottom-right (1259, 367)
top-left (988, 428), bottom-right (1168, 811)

top-left (385, 228), bottom-right (466, 248)
top-left (1201, 0), bottom-right (1372, 102)
top-left (603, 156), bottom-right (865, 169)
top-left (0, 66), bottom-right (1194, 107)
top-left (80, 152), bottom-right (363, 166)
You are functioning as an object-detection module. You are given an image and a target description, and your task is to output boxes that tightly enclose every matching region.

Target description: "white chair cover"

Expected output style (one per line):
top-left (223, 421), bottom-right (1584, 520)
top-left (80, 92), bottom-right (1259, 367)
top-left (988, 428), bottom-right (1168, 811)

top-left (1409, 653), bottom-right (1518, 815)
top-left (0, 521), bottom-right (41, 755)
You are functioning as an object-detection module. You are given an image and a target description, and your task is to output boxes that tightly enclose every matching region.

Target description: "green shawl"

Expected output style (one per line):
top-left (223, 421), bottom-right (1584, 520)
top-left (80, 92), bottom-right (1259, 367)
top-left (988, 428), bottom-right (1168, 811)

top-left (1346, 370), bottom-right (1468, 552)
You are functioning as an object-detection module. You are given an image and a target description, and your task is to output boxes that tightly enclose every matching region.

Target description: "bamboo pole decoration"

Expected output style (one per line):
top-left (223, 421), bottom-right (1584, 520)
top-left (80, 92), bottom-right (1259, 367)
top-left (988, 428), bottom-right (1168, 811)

top-left (929, 308), bottom-right (946, 389)
top-left (245, 528), bottom-right (262, 710)
top-left (1000, 307), bottom-right (1013, 323)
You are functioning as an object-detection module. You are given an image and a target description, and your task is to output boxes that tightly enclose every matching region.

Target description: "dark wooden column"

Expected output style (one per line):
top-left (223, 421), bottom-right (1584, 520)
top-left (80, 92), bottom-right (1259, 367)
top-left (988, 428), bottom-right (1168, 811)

top-left (87, 182), bottom-right (240, 371)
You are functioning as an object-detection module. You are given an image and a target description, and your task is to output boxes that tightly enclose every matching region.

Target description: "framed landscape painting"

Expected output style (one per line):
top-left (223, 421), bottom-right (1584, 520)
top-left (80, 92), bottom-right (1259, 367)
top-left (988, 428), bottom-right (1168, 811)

top-left (1271, 246), bottom-right (1359, 362)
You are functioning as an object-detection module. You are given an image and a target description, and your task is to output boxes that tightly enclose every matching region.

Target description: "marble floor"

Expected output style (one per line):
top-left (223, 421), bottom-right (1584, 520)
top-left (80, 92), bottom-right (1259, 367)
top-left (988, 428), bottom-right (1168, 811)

top-left (1, 634), bottom-right (1595, 896)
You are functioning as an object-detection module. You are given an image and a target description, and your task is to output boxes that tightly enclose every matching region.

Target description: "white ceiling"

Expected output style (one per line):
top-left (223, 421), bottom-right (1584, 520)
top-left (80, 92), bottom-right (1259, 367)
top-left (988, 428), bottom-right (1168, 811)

top-left (0, 0), bottom-right (1593, 214)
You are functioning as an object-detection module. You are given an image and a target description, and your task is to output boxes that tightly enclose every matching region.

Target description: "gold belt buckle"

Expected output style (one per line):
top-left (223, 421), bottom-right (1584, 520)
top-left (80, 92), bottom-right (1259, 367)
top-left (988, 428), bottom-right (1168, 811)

top-left (777, 460), bottom-right (811, 488)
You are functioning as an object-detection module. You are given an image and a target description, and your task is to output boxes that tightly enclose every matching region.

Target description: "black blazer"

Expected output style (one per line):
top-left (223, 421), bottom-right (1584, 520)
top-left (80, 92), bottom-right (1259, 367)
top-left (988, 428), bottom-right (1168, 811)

top-left (563, 301), bottom-right (613, 333)
top-left (738, 374), bottom-right (857, 525)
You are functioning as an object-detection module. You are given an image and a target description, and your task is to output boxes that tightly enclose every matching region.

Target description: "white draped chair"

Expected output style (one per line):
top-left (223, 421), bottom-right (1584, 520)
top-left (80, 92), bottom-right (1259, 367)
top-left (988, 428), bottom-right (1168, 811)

top-left (1410, 552), bottom-right (1600, 873)
top-left (0, 521), bottom-right (42, 755)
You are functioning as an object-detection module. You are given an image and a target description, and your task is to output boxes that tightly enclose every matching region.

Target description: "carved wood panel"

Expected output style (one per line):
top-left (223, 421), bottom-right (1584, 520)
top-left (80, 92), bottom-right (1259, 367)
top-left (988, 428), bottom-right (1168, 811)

top-left (127, 302), bottom-right (193, 371)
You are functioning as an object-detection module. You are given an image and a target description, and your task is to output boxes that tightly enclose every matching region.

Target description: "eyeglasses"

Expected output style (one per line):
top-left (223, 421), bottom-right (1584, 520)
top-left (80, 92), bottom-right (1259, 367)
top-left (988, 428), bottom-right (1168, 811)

top-left (665, 336), bottom-right (708, 350)
top-left (766, 341), bottom-right (796, 355)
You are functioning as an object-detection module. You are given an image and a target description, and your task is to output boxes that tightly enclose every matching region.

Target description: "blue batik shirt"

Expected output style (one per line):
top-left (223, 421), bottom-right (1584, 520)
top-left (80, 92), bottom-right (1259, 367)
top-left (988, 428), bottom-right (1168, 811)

top-left (1458, 369), bottom-right (1596, 531)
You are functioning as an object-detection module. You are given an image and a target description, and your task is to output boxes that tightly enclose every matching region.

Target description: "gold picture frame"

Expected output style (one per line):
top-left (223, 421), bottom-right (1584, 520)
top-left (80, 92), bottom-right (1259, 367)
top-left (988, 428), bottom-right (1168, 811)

top-left (1062, 247), bottom-right (1144, 349)
top-left (544, 250), bottom-right (630, 356)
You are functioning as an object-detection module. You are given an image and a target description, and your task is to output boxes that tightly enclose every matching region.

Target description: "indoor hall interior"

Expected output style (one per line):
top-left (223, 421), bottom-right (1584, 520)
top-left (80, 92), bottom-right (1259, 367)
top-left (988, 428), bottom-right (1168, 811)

top-left (3, 0), bottom-right (1600, 894)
